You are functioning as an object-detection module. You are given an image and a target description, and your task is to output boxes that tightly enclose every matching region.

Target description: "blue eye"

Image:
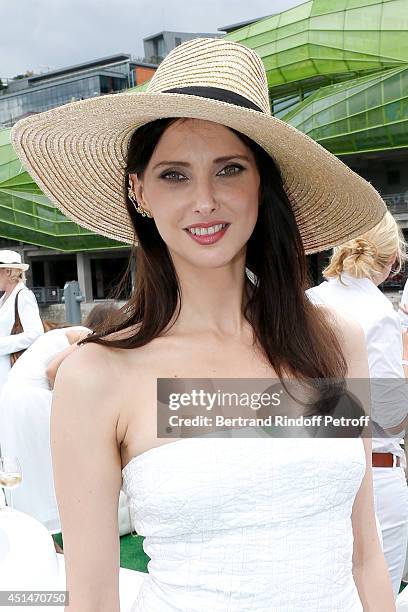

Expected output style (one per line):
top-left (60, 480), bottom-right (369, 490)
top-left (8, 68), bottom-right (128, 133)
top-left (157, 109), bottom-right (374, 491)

top-left (160, 170), bottom-right (186, 181)
top-left (218, 164), bottom-right (244, 176)
top-left (160, 164), bottom-right (244, 182)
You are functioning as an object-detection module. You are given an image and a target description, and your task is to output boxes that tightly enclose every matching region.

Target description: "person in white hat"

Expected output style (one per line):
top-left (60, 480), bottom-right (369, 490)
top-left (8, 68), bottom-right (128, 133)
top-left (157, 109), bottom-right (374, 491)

top-left (12, 38), bottom-right (394, 611)
top-left (0, 249), bottom-right (44, 394)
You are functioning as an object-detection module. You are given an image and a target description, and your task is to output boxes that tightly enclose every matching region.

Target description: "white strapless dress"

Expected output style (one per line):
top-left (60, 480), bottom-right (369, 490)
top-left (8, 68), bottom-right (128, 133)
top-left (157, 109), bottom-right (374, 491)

top-left (122, 435), bottom-right (366, 611)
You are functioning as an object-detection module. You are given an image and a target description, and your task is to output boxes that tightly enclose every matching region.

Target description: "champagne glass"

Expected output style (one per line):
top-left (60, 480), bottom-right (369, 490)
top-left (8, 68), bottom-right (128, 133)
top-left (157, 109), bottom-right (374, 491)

top-left (0, 456), bottom-right (22, 511)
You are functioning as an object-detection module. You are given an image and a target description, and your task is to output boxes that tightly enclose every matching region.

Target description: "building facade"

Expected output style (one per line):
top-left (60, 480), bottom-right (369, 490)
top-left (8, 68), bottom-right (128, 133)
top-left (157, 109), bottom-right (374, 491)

top-left (0, 54), bottom-right (157, 127)
top-left (143, 30), bottom-right (223, 64)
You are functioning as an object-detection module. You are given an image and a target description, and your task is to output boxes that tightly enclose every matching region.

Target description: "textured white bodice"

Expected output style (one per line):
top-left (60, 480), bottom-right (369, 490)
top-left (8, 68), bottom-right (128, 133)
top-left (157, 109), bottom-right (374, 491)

top-left (122, 435), bottom-right (365, 611)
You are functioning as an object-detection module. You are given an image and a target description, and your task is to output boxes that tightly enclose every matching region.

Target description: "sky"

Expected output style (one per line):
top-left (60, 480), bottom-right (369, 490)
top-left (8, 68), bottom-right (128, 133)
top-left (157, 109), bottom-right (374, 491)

top-left (1, 0), bottom-right (304, 78)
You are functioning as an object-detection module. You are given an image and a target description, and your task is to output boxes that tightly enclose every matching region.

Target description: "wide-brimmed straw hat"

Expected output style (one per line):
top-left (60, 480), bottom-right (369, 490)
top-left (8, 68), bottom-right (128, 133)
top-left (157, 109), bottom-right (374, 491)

top-left (0, 250), bottom-right (29, 271)
top-left (11, 37), bottom-right (386, 254)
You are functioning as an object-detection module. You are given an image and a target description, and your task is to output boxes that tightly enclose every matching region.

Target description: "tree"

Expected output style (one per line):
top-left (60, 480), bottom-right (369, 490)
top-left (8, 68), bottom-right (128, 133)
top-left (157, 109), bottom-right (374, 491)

top-left (12, 71), bottom-right (34, 80)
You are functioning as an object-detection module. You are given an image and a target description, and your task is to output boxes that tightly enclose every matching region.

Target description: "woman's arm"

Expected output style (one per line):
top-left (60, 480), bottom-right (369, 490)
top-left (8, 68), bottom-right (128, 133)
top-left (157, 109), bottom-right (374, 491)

top-left (334, 312), bottom-right (395, 610)
top-left (0, 288), bottom-right (43, 355)
top-left (351, 436), bottom-right (395, 611)
top-left (51, 343), bottom-right (124, 612)
top-left (46, 330), bottom-right (91, 389)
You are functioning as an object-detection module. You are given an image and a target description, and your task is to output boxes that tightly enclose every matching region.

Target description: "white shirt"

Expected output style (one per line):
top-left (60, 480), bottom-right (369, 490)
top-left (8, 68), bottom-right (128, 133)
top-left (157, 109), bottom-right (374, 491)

top-left (307, 273), bottom-right (407, 459)
top-left (0, 281), bottom-right (44, 393)
top-left (398, 278), bottom-right (408, 328)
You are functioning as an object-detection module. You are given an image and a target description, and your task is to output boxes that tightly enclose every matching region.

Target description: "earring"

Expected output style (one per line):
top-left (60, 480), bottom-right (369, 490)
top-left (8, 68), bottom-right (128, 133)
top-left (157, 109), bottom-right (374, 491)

top-left (128, 178), bottom-right (152, 218)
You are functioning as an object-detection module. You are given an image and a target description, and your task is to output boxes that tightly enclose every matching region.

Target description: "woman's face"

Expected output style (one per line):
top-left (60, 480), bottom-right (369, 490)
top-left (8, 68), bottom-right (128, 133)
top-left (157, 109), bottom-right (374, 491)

top-left (130, 119), bottom-right (260, 269)
top-left (372, 252), bottom-right (397, 286)
top-left (0, 268), bottom-right (14, 291)
top-left (0, 268), bottom-right (20, 291)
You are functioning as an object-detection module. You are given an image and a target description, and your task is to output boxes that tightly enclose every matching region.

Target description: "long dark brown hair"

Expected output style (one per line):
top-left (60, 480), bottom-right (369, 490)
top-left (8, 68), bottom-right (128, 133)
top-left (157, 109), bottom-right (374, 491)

top-left (82, 302), bottom-right (120, 333)
top-left (79, 118), bottom-right (347, 394)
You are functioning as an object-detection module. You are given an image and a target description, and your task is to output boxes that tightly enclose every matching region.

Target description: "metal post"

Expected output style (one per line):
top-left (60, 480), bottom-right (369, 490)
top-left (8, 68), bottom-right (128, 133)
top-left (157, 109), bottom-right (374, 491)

top-left (62, 280), bottom-right (84, 324)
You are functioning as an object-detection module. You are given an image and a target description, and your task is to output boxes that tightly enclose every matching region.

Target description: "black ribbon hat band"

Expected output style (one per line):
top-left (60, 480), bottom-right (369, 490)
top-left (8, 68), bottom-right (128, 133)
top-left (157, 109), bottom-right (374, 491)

top-left (163, 86), bottom-right (264, 113)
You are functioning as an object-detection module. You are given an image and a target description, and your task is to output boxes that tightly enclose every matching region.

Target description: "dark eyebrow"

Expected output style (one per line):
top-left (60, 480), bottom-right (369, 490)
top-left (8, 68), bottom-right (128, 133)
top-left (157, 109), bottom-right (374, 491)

top-left (152, 155), bottom-right (251, 170)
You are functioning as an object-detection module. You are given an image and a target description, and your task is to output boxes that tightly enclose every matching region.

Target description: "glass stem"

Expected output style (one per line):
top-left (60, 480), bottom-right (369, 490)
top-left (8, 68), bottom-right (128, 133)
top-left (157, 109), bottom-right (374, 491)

top-left (9, 488), bottom-right (13, 511)
top-left (2, 488), bottom-right (8, 507)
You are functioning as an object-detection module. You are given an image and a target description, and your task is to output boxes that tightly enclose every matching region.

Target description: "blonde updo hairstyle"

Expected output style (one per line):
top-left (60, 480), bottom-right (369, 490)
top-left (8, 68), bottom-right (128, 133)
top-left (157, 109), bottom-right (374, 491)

top-left (323, 211), bottom-right (407, 282)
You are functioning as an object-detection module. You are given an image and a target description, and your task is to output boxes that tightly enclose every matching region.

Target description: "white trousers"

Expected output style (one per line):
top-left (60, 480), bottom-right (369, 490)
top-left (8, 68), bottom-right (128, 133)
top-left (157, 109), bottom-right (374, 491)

top-left (373, 466), bottom-right (408, 598)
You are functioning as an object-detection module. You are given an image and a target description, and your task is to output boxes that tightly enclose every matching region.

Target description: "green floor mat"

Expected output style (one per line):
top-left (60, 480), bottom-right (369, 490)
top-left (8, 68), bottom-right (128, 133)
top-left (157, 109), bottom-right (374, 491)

top-left (53, 532), bottom-right (150, 573)
top-left (120, 534), bottom-right (150, 572)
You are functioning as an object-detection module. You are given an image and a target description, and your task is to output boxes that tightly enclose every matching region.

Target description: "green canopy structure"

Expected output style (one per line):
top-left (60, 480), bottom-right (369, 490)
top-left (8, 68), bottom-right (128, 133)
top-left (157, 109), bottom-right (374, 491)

top-left (0, 128), bottom-right (125, 251)
top-left (283, 65), bottom-right (408, 155)
top-left (227, 0), bottom-right (408, 93)
top-left (226, 0), bottom-right (408, 155)
top-left (1, 0), bottom-right (407, 250)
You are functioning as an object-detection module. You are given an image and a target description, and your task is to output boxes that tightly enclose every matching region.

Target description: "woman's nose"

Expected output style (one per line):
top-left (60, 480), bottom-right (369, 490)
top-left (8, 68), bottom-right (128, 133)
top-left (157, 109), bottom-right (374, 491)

top-left (192, 181), bottom-right (219, 215)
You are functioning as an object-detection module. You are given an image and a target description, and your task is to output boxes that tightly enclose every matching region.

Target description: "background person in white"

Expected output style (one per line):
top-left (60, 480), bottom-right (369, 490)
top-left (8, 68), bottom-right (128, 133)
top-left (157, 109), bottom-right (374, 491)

top-left (307, 211), bottom-right (408, 598)
top-left (0, 303), bottom-right (134, 553)
top-left (0, 249), bottom-right (43, 509)
top-left (0, 250), bottom-right (44, 395)
top-left (398, 278), bottom-right (408, 329)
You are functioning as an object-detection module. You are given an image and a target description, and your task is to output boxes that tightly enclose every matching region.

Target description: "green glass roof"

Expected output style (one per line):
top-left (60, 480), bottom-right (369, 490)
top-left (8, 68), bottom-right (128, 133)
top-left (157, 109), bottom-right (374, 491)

top-left (0, 128), bottom-right (127, 251)
top-left (281, 65), bottom-right (408, 154)
top-left (226, 0), bottom-right (408, 96)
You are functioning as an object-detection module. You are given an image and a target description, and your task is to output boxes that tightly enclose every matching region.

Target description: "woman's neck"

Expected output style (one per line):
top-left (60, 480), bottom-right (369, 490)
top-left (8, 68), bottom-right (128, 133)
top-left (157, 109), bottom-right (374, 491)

top-left (167, 258), bottom-right (251, 338)
top-left (2, 280), bottom-right (20, 299)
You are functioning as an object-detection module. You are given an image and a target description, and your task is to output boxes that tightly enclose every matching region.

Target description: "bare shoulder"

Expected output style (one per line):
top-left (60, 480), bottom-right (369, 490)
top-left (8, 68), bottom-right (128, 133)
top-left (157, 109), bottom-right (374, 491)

top-left (98, 323), bottom-right (164, 368)
top-left (54, 340), bottom-right (121, 398)
top-left (56, 323), bottom-right (159, 392)
top-left (316, 304), bottom-right (369, 377)
top-left (102, 322), bottom-right (141, 343)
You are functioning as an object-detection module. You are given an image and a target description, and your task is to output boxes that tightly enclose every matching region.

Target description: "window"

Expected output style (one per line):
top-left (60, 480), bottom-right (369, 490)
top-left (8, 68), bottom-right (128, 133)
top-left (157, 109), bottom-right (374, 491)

top-left (387, 170), bottom-right (401, 186)
top-left (154, 37), bottom-right (165, 59)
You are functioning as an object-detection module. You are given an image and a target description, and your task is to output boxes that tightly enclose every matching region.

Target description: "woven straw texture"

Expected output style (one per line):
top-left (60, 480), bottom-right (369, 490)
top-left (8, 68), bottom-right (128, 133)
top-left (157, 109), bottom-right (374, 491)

top-left (11, 37), bottom-right (386, 254)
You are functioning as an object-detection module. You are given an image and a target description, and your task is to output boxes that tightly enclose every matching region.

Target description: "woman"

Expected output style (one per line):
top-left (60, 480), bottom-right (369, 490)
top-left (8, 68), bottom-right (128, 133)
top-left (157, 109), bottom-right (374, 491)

top-left (0, 249), bottom-right (43, 394)
top-left (307, 211), bottom-right (408, 598)
top-left (0, 304), bottom-right (118, 550)
top-left (12, 38), bottom-right (394, 611)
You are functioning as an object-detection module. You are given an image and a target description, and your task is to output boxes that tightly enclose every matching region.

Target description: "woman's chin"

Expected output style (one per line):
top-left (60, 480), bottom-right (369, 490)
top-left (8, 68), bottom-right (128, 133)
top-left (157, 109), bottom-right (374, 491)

top-left (172, 250), bottom-right (242, 271)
